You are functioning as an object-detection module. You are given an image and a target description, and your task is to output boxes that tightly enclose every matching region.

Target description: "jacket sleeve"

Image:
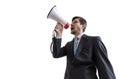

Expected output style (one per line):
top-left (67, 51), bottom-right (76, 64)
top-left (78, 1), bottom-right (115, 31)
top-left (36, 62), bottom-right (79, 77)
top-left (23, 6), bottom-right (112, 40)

top-left (93, 37), bottom-right (116, 79)
top-left (52, 37), bottom-right (67, 58)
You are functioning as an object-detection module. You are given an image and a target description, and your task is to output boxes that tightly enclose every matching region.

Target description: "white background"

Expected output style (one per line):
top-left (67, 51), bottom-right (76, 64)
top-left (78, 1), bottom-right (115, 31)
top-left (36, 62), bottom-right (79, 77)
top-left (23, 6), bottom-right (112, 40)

top-left (0, 0), bottom-right (119, 79)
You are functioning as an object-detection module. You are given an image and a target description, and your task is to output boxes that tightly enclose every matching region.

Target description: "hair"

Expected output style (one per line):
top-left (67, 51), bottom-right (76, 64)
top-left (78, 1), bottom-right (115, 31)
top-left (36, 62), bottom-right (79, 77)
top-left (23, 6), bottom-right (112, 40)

top-left (72, 16), bottom-right (87, 32)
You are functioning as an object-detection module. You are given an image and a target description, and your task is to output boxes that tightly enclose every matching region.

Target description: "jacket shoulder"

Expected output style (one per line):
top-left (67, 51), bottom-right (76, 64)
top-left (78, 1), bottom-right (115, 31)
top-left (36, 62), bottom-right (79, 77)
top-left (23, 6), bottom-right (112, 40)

top-left (83, 34), bottom-right (101, 40)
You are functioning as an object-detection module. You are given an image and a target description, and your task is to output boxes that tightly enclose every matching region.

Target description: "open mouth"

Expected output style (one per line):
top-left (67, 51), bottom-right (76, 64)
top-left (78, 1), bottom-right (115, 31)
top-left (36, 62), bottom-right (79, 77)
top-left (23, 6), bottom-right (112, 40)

top-left (71, 27), bottom-right (74, 30)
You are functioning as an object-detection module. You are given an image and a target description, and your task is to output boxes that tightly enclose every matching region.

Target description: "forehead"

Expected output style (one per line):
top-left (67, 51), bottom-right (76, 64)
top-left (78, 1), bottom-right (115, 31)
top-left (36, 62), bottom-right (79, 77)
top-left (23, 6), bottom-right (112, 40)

top-left (72, 18), bottom-right (80, 22)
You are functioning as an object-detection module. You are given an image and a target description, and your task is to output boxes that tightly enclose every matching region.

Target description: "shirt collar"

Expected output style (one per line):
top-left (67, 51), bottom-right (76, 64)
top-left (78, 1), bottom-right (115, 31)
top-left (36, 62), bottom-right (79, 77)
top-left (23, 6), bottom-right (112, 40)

top-left (75, 33), bottom-right (83, 39)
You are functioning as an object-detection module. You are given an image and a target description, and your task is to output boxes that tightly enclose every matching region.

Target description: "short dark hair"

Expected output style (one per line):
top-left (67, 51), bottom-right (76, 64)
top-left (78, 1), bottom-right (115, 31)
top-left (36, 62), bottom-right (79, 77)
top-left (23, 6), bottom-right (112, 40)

top-left (72, 16), bottom-right (87, 32)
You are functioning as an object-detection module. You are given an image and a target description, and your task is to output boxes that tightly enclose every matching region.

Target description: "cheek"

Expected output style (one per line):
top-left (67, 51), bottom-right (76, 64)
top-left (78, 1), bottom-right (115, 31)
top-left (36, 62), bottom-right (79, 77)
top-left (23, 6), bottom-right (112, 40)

top-left (77, 26), bottom-right (80, 31)
top-left (77, 25), bottom-right (81, 31)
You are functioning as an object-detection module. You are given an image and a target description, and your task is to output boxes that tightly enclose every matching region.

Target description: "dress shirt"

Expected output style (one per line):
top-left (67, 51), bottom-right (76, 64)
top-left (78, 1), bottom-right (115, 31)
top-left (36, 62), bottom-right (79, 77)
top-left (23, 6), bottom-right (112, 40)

top-left (74, 33), bottom-right (83, 44)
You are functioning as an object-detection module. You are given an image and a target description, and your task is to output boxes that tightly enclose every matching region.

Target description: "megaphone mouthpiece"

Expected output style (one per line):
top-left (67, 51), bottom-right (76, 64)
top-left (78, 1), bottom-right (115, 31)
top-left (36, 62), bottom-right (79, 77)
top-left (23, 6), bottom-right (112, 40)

top-left (64, 22), bottom-right (69, 29)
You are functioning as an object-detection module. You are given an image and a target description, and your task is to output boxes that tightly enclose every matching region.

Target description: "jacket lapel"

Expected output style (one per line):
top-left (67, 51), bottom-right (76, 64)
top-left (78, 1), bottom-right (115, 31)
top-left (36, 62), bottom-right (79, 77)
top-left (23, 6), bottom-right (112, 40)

top-left (70, 34), bottom-right (88, 65)
top-left (75, 34), bottom-right (88, 57)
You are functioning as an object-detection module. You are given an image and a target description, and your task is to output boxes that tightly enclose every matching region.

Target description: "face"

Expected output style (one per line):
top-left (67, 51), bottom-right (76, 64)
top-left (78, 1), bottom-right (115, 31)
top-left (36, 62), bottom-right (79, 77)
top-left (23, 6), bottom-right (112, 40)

top-left (71, 18), bottom-right (83, 36)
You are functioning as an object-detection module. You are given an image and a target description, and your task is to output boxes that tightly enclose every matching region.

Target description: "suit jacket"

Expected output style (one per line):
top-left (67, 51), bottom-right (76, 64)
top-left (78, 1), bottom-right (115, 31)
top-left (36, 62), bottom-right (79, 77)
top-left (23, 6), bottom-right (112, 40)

top-left (52, 34), bottom-right (116, 79)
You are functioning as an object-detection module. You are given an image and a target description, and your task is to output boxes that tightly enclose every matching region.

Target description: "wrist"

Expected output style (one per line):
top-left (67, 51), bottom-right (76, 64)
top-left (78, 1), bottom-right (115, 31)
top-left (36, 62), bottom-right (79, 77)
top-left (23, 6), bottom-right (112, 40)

top-left (56, 34), bottom-right (62, 38)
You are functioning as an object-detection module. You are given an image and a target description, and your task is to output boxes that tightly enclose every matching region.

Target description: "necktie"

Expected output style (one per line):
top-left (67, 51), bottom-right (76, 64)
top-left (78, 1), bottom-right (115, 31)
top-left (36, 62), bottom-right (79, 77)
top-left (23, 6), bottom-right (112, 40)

top-left (74, 37), bottom-right (79, 55)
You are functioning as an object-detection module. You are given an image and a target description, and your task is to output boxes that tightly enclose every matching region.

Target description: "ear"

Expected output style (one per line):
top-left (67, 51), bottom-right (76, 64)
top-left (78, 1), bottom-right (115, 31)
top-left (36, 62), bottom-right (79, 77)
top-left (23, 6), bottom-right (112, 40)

top-left (81, 24), bottom-right (86, 32)
top-left (82, 24), bottom-right (86, 29)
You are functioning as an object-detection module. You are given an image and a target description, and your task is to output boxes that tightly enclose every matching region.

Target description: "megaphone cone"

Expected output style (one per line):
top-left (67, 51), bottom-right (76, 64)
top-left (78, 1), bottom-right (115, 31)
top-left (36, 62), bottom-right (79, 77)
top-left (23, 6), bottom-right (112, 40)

top-left (47, 5), bottom-right (69, 29)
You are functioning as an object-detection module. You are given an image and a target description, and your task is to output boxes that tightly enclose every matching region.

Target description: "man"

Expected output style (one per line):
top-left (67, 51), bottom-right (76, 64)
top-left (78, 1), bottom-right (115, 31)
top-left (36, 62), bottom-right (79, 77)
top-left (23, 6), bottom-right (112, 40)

top-left (51, 16), bottom-right (116, 79)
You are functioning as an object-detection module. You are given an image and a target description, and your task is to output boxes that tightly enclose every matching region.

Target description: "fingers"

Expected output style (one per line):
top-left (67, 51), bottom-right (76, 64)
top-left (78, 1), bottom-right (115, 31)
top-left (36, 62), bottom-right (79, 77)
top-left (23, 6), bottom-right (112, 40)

top-left (55, 22), bottom-right (63, 29)
top-left (54, 22), bottom-right (63, 37)
top-left (57, 22), bottom-right (63, 26)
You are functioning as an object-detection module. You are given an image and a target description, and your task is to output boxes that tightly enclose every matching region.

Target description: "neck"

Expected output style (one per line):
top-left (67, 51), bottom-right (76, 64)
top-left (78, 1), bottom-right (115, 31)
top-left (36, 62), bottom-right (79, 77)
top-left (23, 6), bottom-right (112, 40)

top-left (75, 31), bottom-right (83, 37)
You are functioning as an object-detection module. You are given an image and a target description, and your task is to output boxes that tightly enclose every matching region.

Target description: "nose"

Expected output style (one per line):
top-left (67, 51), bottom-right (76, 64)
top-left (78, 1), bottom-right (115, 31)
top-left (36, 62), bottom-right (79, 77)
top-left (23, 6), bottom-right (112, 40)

top-left (71, 23), bottom-right (73, 26)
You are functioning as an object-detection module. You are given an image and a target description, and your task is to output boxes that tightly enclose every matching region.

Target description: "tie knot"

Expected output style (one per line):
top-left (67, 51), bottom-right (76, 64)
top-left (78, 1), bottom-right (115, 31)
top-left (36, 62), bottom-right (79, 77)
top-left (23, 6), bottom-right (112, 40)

top-left (75, 37), bottom-right (79, 40)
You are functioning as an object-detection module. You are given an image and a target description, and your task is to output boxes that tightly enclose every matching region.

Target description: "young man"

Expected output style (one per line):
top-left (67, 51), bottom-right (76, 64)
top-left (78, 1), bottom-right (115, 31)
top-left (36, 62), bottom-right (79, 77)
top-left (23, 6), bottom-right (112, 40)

top-left (51, 16), bottom-right (116, 79)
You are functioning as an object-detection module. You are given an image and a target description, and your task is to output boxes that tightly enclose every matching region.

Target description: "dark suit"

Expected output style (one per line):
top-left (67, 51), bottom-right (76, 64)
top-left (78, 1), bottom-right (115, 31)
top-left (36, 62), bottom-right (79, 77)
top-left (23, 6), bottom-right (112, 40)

top-left (52, 34), bottom-right (116, 79)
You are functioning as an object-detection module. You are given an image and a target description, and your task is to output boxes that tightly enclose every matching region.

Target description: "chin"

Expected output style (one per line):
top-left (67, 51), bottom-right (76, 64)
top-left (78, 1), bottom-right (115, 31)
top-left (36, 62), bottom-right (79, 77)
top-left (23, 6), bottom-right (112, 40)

top-left (71, 31), bottom-right (75, 35)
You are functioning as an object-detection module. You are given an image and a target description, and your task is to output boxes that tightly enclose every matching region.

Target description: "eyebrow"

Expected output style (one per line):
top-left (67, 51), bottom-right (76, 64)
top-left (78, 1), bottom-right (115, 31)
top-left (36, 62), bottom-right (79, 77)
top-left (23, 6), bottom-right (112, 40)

top-left (73, 20), bottom-right (79, 23)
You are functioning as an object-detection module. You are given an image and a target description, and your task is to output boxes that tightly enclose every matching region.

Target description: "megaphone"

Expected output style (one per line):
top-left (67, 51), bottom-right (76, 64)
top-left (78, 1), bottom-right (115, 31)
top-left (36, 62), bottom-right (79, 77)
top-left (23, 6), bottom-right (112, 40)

top-left (47, 5), bottom-right (69, 29)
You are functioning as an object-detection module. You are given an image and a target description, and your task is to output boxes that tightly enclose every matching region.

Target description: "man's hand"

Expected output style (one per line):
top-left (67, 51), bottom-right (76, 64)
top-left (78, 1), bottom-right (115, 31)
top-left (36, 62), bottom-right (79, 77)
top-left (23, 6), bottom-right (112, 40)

top-left (55, 22), bottom-right (63, 38)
